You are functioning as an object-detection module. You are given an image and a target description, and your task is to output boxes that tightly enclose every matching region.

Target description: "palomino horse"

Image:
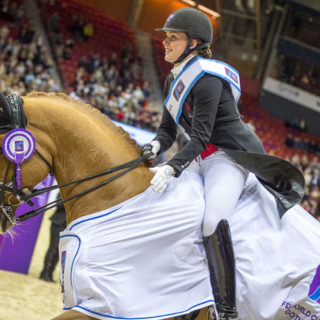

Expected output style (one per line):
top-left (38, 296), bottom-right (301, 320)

top-left (0, 92), bottom-right (213, 320)
top-left (1, 92), bottom-right (320, 320)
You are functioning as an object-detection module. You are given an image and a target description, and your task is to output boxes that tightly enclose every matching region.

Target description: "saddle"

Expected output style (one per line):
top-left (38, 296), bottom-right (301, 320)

top-left (0, 92), bottom-right (27, 133)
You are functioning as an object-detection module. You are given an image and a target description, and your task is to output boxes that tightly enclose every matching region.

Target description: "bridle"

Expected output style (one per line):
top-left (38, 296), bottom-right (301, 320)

top-left (0, 140), bottom-right (55, 225)
top-left (0, 93), bottom-right (151, 226)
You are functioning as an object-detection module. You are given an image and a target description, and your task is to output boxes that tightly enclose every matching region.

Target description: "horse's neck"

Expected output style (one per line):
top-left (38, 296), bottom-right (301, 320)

top-left (33, 99), bottom-right (153, 224)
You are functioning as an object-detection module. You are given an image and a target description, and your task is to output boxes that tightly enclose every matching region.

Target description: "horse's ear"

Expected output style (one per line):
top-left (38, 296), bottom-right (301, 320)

top-left (0, 93), bottom-right (10, 123)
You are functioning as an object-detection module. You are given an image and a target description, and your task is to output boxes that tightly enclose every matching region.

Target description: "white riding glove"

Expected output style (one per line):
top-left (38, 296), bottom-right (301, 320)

top-left (150, 165), bottom-right (175, 193)
top-left (143, 140), bottom-right (161, 159)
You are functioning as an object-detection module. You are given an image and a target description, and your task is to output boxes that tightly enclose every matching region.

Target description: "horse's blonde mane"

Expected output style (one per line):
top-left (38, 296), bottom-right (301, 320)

top-left (26, 91), bottom-right (144, 156)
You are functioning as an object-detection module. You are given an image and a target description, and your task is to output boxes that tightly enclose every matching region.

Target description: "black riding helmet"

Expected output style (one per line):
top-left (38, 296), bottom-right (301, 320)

top-left (156, 8), bottom-right (213, 64)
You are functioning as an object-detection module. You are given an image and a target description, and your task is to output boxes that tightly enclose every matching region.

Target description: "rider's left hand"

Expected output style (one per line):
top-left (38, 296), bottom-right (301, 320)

top-left (142, 140), bottom-right (160, 159)
top-left (150, 165), bottom-right (175, 193)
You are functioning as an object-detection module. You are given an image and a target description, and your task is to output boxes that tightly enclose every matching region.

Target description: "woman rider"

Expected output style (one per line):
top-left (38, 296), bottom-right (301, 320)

top-left (143, 7), bottom-right (305, 320)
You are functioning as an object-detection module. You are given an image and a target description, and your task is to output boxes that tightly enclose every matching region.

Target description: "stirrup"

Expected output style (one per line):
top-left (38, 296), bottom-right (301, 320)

top-left (217, 313), bottom-right (241, 320)
top-left (174, 309), bottom-right (200, 320)
top-left (208, 304), bottom-right (241, 320)
top-left (207, 305), bottom-right (219, 320)
top-left (217, 304), bottom-right (240, 320)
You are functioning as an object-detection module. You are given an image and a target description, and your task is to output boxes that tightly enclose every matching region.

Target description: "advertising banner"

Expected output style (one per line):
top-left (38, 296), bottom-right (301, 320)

top-left (263, 77), bottom-right (320, 113)
top-left (0, 175), bottom-right (55, 274)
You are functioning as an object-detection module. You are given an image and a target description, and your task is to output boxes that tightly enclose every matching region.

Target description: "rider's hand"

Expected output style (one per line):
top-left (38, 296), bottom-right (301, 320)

top-left (150, 165), bottom-right (175, 193)
top-left (142, 140), bottom-right (160, 159)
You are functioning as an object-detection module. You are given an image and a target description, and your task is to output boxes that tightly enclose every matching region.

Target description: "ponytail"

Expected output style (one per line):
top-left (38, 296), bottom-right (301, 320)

top-left (197, 47), bottom-right (212, 59)
top-left (195, 38), bottom-right (212, 59)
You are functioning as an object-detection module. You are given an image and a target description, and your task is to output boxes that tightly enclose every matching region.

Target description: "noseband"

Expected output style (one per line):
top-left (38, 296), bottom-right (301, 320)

top-left (0, 93), bottom-right (54, 226)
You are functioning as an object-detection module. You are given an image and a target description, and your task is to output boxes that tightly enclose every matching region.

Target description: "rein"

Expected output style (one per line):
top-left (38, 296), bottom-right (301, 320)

top-left (15, 153), bottom-right (151, 223)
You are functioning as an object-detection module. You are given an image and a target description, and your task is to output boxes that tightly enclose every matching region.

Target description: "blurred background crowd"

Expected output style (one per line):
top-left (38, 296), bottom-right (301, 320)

top-left (0, 0), bottom-right (319, 220)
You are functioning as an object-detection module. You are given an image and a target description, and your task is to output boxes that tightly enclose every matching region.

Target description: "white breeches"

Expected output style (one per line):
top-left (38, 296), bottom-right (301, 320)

top-left (188, 150), bottom-right (249, 237)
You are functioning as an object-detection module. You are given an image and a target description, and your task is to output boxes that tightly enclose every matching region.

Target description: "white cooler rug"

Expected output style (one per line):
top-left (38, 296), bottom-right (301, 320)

top-left (59, 170), bottom-right (214, 319)
top-left (59, 171), bottom-right (320, 320)
top-left (230, 173), bottom-right (320, 320)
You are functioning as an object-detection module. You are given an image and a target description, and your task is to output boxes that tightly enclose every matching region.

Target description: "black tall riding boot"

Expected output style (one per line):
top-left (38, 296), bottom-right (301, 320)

top-left (39, 245), bottom-right (59, 282)
top-left (204, 219), bottom-right (241, 320)
top-left (39, 264), bottom-right (55, 282)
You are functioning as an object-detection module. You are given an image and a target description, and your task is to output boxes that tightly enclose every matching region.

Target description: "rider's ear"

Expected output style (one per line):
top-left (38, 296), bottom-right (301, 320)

top-left (190, 39), bottom-right (198, 50)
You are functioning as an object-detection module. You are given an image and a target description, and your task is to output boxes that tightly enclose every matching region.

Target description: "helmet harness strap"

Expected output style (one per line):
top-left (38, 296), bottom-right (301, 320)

top-left (173, 36), bottom-right (210, 64)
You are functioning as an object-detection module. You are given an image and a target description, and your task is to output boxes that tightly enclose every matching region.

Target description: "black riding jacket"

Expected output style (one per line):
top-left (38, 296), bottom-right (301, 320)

top-left (154, 57), bottom-right (305, 216)
top-left (155, 72), bottom-right (265, 176)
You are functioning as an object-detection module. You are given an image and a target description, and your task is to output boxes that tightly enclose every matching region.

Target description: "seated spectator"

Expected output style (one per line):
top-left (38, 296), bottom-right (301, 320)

top-left (291, 153), bottom-right (301, 168)
top-left (132, 85), bottom-right (144, 105)
top-left (67, 13), bottom-right (85, 41)
top-left (116, 107), bottom-right (125, 122)
top-left (309, 185), bottom-right (319, 216)
top-left (301, 155), bottom-right (309, 171)
top-left (83, 22), bottom-right (94, 41)
top-left (301, 199), bottom-right (311, 212)
top-left (285, 133), bottom-right (294, 147)
top-left (310, 168), bottom-right (320, 191)
top-left (48, 11), bottom-right (60, 33)
top-left (19, 23), bottom-right (35, 44)
top-left (300, 118), bottom-right (307, 132)
top-left (0, 24), bottom-right (9, 41)
top-left (62, 45), bottom-right (72, 60)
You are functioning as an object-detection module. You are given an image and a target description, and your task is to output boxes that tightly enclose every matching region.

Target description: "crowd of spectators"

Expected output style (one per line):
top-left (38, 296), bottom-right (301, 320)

top-left (67, 13), bottom-right (94, 42)
top-left (285, 133), bottom-right (320, 155)
top-left (1, 0), bottom-right (320, 221)
top-left (47, 9), bottom-right (94, 45)
top-left (0, 0), bottom-right (59, 96)
top-left (283, 7), bottom-right (320, 50)
top-left (67, 49), bottom-right (161, 132)
top-left (287, 153), bottom-right (320, 220)
top-left (284, 116), bottom-right (307, 132)
top-left (40, 0), bottom-right (162, 133)
top-left (283, 116), bottom-right (320, 156)
top-left (270, 53), bottom-right (320, 97)
top-left (55, 41), bottom-right (161, 132)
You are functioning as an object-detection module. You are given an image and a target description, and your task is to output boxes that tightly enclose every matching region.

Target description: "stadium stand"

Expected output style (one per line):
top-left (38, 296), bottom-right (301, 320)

top-left (0, 0), bottom-right (59, 95)
top-left (37, 0), bottom-right (161, 131)
top-left (0, 0), bottom-right (319, 219)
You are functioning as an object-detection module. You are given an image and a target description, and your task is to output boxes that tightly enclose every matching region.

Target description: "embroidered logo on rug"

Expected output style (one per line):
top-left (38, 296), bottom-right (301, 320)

top-left (61, 250), bottom-right (67, 293)
top-left (173, 80), bottom-right (185, 101)
top-left (224, 67), bottom-right (239, 84)
top-left (309, 265), bottom-right (320, 304)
